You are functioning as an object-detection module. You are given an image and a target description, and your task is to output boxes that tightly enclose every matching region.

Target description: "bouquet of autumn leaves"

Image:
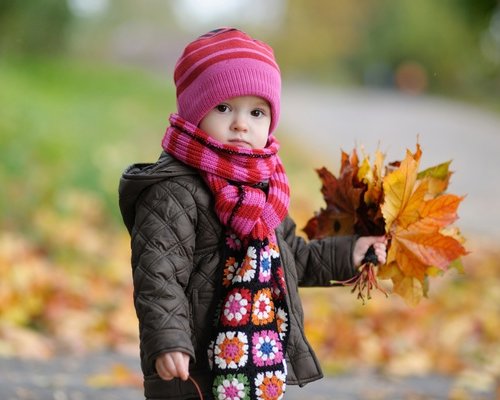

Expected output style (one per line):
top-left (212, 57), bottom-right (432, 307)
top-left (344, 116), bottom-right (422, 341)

top-left (303, 144), bottom-right (468, 306)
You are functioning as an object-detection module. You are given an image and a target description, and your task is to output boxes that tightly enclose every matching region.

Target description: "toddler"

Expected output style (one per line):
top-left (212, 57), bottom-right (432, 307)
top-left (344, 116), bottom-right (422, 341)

top-left (119, 27), bottom-right (386, 400)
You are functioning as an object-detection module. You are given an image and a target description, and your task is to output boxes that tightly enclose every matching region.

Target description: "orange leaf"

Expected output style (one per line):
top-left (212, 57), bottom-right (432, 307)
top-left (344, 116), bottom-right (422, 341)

top-left (399, 180), bottom-right (428, 229)
top-left (306, 142), bottom-right (468, 306)
top-left (418, 194), bottom-right (464, 228)
top-left (390, 229), bottom-right (429, 281)
top-left (381, 150), bottom-right (420, 231)
top-left (340, 149), bottom-right (359, 176)
top-left (393, 222), bottom-right (468, 272)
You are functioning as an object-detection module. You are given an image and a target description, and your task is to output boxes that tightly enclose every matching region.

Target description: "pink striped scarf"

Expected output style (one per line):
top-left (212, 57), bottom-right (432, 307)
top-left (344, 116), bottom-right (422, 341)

top-left (162, 113), bottom-right (290, 240)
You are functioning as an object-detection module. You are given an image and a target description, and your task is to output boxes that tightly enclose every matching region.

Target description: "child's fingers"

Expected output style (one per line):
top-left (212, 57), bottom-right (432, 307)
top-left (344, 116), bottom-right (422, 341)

top-left (375, 250), bottom-right (386, 264)
top-left (354, 235), bottom-right (388, 267)
top-left (373, 242), bottom-right (387, 264)
top-left (168, 352), bottom-right (190, 381)
top-left (156, 352), bottom-right (188, 381)
top-left (156, 356), bottom-right (174, 380)
top-left (372, 235), bottom-right (387, 244)
top-left (164, 353), bottom-right (180, 379)
top-left (175, 352), bottom-right (190, 381)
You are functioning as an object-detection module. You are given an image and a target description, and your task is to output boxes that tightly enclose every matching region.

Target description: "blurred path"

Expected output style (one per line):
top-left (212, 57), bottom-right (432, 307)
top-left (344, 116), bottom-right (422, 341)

top-left (281, 84), bottom-right (500, 239)
top-left (0, 353), bottom-right (494, 400)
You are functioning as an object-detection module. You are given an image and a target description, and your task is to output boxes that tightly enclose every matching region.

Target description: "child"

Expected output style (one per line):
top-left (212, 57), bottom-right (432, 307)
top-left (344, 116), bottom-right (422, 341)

top-left (119, 28), bottom-right (386, 400)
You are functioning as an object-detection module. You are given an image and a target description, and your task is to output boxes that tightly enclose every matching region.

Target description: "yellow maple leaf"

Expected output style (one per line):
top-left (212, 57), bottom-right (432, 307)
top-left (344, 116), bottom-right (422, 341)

top-left (362, 150), bottom-right (385, 206)
top-left (381, 148), bottom-right (421, 231)
top-left (393, 275), bottom-right (424, 307)
top-left (306, 143), bottom-right (467, 305)
top-left (379, 145), bottom-right (467, 303)
top-left (357, 154), bottom-right (373, 184)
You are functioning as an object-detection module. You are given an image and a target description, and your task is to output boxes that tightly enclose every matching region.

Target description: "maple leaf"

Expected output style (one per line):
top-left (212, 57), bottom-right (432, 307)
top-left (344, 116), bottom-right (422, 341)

top-left (419, 193), bottom-right (464, 227)
top-left (357, 154), bottom-right (373, 186)
top-left (393, 275), bottom-right (424, 307)
top-left (380, 149), bottom-right (468, 302)
top-left (304, 144), bottom-right (468, 305)
top-left (350, 149), bottom-right (386, 236)
top-left (303, 165), bottom-right (363, 238)
top-left (381, 147), bottom-right (422, 231)
top-left (340, 149), bottom-right (360, 177)
top-left (417, 161), bottom-right (452, 196)
top-left (389, 222), bottom-right (467, 280)
top-left (361, 149), bottom-right (385, 206)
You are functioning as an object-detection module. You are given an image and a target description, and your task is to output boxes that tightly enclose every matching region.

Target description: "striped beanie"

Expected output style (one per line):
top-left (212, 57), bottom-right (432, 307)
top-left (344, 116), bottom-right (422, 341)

top-left (174, 27), bottom-right (281, 134)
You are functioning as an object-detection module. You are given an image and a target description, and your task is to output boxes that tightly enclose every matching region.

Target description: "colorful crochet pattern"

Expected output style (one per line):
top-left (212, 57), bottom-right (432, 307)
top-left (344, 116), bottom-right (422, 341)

top-left (210, 233), bottom-right (289, 400)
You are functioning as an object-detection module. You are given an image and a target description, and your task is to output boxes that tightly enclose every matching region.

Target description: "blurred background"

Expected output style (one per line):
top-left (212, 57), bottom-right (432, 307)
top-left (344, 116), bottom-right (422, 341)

top-left (1, 0), bottom-right (500, 398)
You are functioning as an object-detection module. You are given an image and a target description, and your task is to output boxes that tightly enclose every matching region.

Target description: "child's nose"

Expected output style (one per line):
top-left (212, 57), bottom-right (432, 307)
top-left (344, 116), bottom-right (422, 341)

top-left (231, 113), bottom-right (248, 132)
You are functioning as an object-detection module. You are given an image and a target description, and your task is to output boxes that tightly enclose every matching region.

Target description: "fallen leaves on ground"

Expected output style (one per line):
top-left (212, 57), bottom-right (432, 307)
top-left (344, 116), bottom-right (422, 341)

top-left (0, 190), bottom-right (138, 359)
top-left (87, 363), bottom-right (143, 388)
top-left (0, 187), bottom-right (498, 394)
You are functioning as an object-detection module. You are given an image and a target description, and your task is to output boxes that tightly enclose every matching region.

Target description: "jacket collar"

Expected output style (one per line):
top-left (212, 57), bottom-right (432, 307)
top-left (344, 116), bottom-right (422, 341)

top-left (118, 152), bottom-right (198, 233)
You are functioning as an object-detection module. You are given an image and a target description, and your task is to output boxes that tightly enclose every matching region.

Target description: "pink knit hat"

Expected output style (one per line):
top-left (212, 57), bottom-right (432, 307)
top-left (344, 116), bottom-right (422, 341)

top-left (174, 28), bottom-right (281, 134)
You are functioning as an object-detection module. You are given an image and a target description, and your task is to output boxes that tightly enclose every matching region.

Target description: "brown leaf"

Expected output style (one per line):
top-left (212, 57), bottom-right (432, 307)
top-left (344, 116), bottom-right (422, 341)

top-left (303, 166), bottom-right (363, 239)
top-left (306, 143), bottom-right (468, 305)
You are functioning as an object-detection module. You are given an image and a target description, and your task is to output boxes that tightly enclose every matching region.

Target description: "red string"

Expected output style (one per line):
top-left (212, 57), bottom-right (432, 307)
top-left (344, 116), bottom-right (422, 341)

top-left (189, 376), bottom-right (204, 400)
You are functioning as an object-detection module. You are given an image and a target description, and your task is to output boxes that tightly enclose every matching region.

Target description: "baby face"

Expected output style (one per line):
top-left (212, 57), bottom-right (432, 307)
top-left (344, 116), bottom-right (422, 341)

top-left (199, 96), bottom-right (271, 150)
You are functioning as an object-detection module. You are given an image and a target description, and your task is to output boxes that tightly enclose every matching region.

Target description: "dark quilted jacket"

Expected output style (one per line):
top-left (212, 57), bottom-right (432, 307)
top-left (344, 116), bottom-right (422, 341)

top-left (118, 152), bottom-right (357, 400)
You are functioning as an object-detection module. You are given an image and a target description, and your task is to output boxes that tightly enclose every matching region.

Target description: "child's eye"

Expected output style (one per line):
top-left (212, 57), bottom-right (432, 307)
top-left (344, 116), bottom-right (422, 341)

top-left (251, 109), bottom-right (265, 117)
top-left (216, 104), bottom-right (229, 112)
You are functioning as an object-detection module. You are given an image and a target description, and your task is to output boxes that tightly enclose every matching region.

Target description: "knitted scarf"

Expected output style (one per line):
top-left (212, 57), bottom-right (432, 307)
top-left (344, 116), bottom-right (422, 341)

top-left (162, 114), bottom-right (290, 400)
top-left (162, 114), bottom-right (290, 241)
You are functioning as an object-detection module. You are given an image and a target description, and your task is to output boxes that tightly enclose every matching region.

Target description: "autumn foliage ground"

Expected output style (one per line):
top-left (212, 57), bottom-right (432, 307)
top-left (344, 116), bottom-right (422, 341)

top-left (1, 58), bottom-right (499, 396)
top-left (1, 189), bottom-right (499, 395)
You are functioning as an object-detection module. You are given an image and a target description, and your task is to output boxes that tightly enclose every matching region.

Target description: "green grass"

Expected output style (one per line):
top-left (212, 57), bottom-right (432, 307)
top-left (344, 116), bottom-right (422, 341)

top-left (0, 56), bottom-right (176, 227)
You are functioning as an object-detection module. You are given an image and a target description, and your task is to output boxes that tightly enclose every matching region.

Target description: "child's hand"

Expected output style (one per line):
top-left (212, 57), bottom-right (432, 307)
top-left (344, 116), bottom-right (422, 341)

top-left (155, 351), bottom-right (190, 381)
top-left (353, 236), bottom-right (387, 268)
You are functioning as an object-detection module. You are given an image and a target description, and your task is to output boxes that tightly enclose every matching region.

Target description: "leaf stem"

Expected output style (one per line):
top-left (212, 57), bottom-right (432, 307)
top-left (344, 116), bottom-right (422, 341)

top-left (332, 263), bottom-right (388, 304)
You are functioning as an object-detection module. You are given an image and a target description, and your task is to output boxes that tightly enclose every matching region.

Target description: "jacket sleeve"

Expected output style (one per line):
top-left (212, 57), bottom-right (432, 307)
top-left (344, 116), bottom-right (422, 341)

top-left (130, 178), bottom-right (197, 372)
top-left (281, 216), bottom-right (358, 287)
